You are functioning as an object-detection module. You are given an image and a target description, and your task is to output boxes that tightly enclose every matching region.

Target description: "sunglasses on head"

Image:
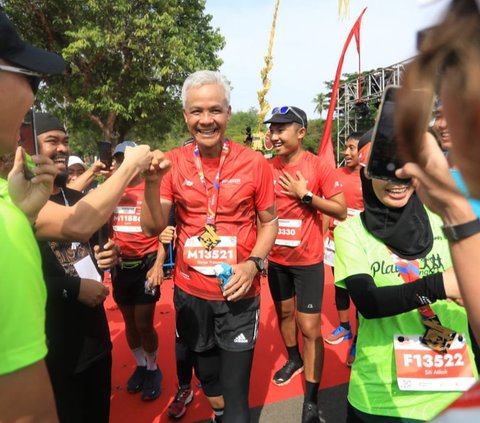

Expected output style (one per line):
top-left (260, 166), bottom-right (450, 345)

top-left (272, 106), bottom-right (305, 128)
top-left (0, 64), bottom-right (41, 94)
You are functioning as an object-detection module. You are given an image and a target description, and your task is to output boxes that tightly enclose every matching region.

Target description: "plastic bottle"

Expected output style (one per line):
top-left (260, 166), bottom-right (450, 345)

top-left (213, 263), bottom-right (233, 290)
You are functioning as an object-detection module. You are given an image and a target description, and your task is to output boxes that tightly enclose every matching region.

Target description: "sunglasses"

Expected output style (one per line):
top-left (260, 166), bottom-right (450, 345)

top-left (0, 64), bottom-right (41, 94)
top-left (272, 106), bottom-right (305, 128)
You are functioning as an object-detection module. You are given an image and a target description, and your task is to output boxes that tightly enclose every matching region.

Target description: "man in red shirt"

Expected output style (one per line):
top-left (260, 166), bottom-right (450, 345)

top-left (110, 141), bottom-right (164, 402)
top-left (324, 132), bottom-right (364, 367)
top-left (264, 106), bottom-right (346, 423)
top-left (141, 70), bottom-right (278, 423)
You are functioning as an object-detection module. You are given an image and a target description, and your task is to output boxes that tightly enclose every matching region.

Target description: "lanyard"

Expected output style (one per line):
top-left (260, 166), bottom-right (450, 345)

top-left (391, 254), bottom-right (435, 319)
top-left (193, 139), bottom-right (230, 226)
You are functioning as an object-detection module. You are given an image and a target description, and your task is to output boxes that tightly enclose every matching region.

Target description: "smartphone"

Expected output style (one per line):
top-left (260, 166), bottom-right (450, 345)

top-left (367, 85), bottom-right (410, 183)
top-left (97, 141), bottom-right (112, 168)
top-left (19, 108), bottom-right (38, 180)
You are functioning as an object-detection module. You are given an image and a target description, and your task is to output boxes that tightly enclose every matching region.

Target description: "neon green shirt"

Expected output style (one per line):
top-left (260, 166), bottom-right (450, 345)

top-left (334, 210), bottom-right (476, 421)
top-left (0, 178), bottom-right (47, 375)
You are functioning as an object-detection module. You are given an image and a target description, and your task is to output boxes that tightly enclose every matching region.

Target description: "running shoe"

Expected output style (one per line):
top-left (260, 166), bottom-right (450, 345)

top-left (126, 366), bottom-right (146, 393)
top-left (141, 367), bottom-right (162, 401)
top-left (167, 385), bottom-right (194, 419)
top-left (272, 359), bottom-right (304, 386)
top-left (346, 342), bottom-right (356, 367)
top-left (301, 401), bottom-right (322, 423)
top-left (325, 326), bottom-right (352, 345)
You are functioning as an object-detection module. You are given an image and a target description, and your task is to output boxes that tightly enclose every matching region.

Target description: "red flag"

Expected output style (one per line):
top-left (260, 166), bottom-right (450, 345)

top-left (318, 7), bottom-right (367, 167)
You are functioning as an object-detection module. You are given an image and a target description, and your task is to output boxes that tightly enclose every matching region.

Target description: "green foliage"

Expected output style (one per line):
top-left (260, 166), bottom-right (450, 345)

top-left (225, 108), bottom-right (258, 143)
top-left (2, 0), bottom-right (225, 147)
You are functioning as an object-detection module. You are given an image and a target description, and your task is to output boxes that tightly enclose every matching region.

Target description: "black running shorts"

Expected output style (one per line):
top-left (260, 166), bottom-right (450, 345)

top-left (112, 254), bottom-right (160, 305)
top-left (174, 285), bottom-right (260, 353)
top-left (267, 261), bottom-right (325, 313)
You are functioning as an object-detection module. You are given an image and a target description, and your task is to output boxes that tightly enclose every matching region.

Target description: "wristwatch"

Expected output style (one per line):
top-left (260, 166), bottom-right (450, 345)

top-left (247, 256), bottom-right (265, 273)
top-left (301, 191), bottom-right (314, 205)
top-left (442, 218), bottom-right (480, 241)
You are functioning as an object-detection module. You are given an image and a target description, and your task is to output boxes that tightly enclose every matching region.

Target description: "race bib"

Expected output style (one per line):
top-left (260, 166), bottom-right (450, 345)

top-left (275, 219), bottom-right (302, 247)
top-left (183, 236), bottom-right (237, 275)
top-left (394, 334), bottom-right (475, 392)
top-left (112, 206), bottom-right (142, 233)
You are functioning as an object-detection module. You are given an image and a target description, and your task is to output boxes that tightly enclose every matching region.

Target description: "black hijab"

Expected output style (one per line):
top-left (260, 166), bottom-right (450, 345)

top-left (360, 170), bottom-right (433, 260)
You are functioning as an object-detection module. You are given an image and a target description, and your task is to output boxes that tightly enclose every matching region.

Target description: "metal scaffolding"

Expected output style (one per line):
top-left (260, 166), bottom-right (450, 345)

top-left (334, 59), bottom-right (408, 164)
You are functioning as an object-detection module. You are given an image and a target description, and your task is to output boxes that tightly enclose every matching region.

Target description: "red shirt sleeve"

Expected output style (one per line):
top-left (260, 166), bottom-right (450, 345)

top-left (316, 158), bottom-right (343, 199)
top-left (253, 153), bottom-right (275, 212)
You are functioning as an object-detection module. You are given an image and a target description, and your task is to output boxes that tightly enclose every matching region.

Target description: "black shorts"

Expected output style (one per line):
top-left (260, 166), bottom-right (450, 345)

top-left (173, 285), bottom-right (260, 353)
top-left (112, 253), bottom-right (160, 305)
top-left (267, 261), bottom-right (325, 313)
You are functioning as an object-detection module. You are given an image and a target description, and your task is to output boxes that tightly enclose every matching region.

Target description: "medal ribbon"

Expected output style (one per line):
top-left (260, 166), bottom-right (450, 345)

top-left (193, 139), bottom-right (230, 226)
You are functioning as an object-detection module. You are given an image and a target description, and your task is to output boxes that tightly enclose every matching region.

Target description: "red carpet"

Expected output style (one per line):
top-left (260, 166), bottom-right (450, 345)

top-left (107, 265), bottom-right (353, 422)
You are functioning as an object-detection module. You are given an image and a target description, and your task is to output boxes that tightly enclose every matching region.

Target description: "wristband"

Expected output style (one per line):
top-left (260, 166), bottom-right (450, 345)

top-left (442, 218), bottom-right (480, 242)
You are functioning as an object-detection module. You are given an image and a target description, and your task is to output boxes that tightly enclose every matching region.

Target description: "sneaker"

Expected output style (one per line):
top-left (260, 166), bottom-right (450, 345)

top-left (272, 359), bottom-right (304, 386)
top-left (141, 367), bottom-right (162, 401)
top-left (325, 326), bottom-right (352, 345)
top-left (302, 401), bottom-right (321, 423)
top-left (346, 342), bottom-right (356, 367)
top-left (167, 386), bottom-right (194, 419)
top-left (126, 366), bottom-right (146, 393)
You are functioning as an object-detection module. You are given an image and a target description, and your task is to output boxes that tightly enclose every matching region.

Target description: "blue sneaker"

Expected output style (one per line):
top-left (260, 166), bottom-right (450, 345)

top-left (141, 367), bottom-right (162, 401)
top-left (325, 326), bottom-right (352, 345)
top-left (347, 343), bottom-right (356, 367)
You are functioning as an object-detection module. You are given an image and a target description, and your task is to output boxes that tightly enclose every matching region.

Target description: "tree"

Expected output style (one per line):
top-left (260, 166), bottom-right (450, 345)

top-left (225, 108), bottom-right (258, 144)
top-left (2, 0), bottom-right (225, 147)
top-left (312, 93), bottom-right (327, 118)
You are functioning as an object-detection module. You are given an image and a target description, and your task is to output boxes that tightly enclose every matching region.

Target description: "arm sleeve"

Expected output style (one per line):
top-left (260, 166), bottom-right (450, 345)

top-left (345, 273), bottom-right (447, 319)
top-left (44, 275), bottom-right (82, 301)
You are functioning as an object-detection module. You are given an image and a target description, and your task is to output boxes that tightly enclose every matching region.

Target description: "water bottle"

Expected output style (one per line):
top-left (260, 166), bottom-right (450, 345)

top-left (213, 263), bottom-right (233, 290)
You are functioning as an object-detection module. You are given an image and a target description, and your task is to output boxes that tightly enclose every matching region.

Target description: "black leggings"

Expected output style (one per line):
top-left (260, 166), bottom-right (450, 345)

top-left (335, 285), bottom-right (351, 311)
top-left (194, 347), bottom-right (254, 423)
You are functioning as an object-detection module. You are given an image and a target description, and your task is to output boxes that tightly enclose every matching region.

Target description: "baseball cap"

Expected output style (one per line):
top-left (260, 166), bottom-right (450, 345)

top-left (68, 155), bottom-right (87, 170)
top-left (113, 141), bottom-right (137, 155)
top-left (0, 12), bottom-right (67, 75)
top-left (264, 106), bottom-right (308, 128)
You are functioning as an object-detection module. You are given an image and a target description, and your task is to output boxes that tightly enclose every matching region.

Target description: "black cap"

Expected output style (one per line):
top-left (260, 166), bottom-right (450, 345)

top-left (264, 106), bottom-right (308, 128)
top-left (34, 112), bottom-right (66, 136)
top-left (0, 12), bottom-right (67, 75)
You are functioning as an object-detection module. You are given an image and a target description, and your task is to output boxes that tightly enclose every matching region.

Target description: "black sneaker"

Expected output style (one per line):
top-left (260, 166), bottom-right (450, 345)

top-left (141, 367), bottom-right (162, 401)
top-left (126, 366), bottom-right (146, 393)
top-left (301, 401), bottom-right (321, 423)
top-left (272, 359), bottom-right (304, 386)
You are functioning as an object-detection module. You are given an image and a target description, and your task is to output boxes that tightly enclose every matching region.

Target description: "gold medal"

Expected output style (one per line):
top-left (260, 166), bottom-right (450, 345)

top-left (198, 224), bottom-right (221, 251)
top-left (421, 317), bottom-right (457, 353)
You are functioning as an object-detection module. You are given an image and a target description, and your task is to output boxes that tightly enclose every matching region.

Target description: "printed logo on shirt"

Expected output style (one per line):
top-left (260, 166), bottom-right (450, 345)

top-left (222, 178), bottom-right (241, 185)
top-left (371, 253), bottom-right (445, 278)
top-left (183, 179), bottom-right (194, 187)
top-left (233, 333), bottom-right (249, 344)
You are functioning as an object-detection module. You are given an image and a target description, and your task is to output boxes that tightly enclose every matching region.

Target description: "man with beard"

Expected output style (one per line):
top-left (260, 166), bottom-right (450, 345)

top-left (34, 112), bottom-right (117, 423)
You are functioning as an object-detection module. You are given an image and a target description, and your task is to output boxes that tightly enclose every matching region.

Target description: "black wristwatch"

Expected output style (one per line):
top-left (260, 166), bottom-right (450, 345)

top-left (301, 191), bottom-right (314, 205)
top-left (442, 218), bottom-right (480, 241)
top-left (247, 256), bottom-right (264, 273)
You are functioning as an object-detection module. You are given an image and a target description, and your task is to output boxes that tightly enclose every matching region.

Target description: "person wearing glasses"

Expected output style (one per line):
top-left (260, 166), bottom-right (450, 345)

top-left (263, 106), bottom-right (346, 423)
top-left (0, 11), bottom-right (66, 423)
top-left (141, 70), bottom-right (278, 423)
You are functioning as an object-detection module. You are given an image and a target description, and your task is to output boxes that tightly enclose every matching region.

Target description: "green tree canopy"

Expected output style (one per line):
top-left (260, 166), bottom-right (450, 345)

top-left (2, 0), bottom-right (225, 151)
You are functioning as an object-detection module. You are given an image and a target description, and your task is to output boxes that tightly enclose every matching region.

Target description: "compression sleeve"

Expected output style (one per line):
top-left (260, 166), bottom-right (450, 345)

top-left (345, 273), bottom-right (446, 319)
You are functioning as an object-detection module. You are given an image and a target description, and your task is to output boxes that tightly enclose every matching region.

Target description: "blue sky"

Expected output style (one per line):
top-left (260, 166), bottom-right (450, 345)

top-left (204, 0), bottom-right (450, 118)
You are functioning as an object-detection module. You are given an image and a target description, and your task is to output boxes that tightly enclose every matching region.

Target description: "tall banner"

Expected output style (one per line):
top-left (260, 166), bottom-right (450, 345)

top-left (318, 7), bottom-right (367, 167)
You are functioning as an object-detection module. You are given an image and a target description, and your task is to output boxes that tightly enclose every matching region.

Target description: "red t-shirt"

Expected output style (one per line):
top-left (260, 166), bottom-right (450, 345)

top-left (269, 151), bottom-right (342, 265)
top-left (111, 180), bottom-right (159, 259)
top-left (327, 166), bottom-right (364, 239)
top-left (161, 141), bottom-right (275, 301)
